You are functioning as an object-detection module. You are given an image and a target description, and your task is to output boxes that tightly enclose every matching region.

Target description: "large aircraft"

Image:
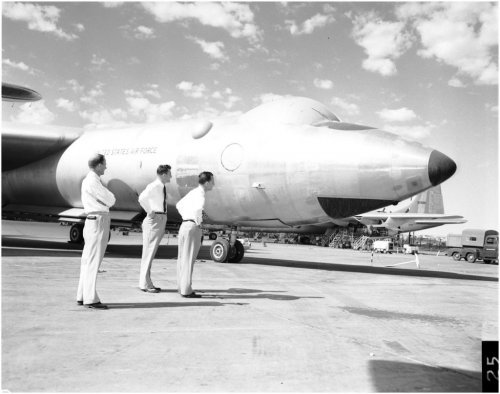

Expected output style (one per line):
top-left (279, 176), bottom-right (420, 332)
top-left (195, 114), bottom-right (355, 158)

top-left (2, 89), bottom-right (458, 263)
top-left (354, 185), bottom-right (467, 236)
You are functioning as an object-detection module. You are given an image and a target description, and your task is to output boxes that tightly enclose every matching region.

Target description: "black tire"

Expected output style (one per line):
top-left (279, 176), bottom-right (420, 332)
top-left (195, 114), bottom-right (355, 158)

top-left (210, 238), bottom-right (230, 263)
top-left (466, 253), bottom-right (477, 263)
top-left (209, 232), bottom-right (217, 240)
top-left (452, 252), bottom-right (461, 261)
top-left (70, 224), bottom-right (84, 244)
top-left (227, 240), bottom-right (245, 263)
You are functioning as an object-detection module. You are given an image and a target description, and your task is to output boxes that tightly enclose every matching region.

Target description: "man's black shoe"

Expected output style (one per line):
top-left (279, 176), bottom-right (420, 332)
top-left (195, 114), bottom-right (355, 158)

top-left (141, 288), bottom-right (160, 293)
top-left (77, 300), bottom-right (83, 305)
top-left (181, 292), bottom-right (202, 298)
top-left (85, 302), bottom-right (108, 309)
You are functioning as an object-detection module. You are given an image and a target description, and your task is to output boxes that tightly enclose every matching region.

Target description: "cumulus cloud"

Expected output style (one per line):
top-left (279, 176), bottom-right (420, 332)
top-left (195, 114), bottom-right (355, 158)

top-left (256, 93), bottom-right (297, 104)
top-left (141, 2), bottom-right (261, 43)
top-left (80, 108), bottom-right (128, 129)
top-left (377, 107), bottom-right (417, 122)
top-left (135, 25), bottom-right (155, 39)
top-left (397, 2), bottom-right (498, 85)
top-left (103, 2), bottom-right (124, 8)
top-left (188, 37), bottom-right (227, 61)
top-left (448, 77), bottom-right (466, 88)
top-left (90, 54), bottom-right (110, 69)
top-left (67, 79), bottom-right (85, 94)
top-left (2, 58), bottom-right (35, 74)
top-left (313, 78), bottom-right (334, 90)
top-left (351, 12), bottom-right (412, 76)
top-left (10, 101), bottom-right (56, 124)
top-left (286, 12), bottom-right (335, 35)
top-left (211, 88), bottom-right (241, 109)
top-left (486, 103), bottom-right (498, 114)
top-left (81, 82), bottom-right (105, 105)
top-left (176, 81), bottom-right (207, 99)
top-left (330, 97), bottom-right (360, 116)
top-left (2, 2), bottom-right (78, 40)
top-left (124, 90), bottom-right (175, 123)
top-left (56, 98), bottom-right (77, 112)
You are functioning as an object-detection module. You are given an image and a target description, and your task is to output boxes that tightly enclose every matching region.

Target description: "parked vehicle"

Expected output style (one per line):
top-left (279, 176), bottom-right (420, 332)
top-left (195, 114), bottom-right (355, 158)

top-left (403, 244), bottom-right (419, 254)
top-left (446, 229), bottom-right (498, 264)
top-left (237, 238), bottom-right (252, 250)
top-left (372, 240), bottom-right (394, 254)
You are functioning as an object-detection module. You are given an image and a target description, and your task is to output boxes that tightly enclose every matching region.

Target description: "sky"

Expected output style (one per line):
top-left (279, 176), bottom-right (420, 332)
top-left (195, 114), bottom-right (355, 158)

top-left (1, 1), bottom-right (498, 237)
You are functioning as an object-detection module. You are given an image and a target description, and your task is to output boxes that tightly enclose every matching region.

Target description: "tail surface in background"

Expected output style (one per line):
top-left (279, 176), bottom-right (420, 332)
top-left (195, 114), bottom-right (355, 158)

top-left (405, 185), bottom-right (444, 214)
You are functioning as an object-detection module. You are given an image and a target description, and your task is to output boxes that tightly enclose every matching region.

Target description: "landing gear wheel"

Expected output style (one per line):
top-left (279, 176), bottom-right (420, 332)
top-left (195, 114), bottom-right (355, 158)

top-left (70, 224), bottom-right (84, 244)
top-left (227, 240), bottom-right (245, 263)
top-left (466, 253), bottom-right (477, 263)
top-left (452, 252), bottom-right (461, 261)
top-left (210, 238), bottom-right (230, 263)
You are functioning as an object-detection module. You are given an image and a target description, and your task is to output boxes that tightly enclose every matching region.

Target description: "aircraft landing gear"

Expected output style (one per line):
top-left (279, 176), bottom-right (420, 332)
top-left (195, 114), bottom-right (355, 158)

top-left (69, 223), bottom-right (84, 244)
top-left (69, 223), bottom-right (111, 244)
top-left (209, 227), bottom-right (244, 263)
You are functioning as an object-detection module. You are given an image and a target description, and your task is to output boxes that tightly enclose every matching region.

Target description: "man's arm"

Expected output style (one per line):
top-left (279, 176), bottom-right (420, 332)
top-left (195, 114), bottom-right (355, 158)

top-left (93, 178), bottom-right (116, 208)
top-left (138, 184), bottom-right (152, 213)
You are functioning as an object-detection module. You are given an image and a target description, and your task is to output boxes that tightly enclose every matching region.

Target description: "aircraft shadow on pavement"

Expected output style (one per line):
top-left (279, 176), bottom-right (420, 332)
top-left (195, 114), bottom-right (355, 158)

top-left (2, 237), bottom-right (497, 283)
top-left (369, 359), bottom-right (481, 392)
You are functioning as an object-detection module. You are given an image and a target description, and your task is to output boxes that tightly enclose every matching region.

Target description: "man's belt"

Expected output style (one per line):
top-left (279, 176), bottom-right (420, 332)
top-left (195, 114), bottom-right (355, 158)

top-left (154, 211), bottom-right (167, 214)
top-left (182, 219), bottom-right (196, 223)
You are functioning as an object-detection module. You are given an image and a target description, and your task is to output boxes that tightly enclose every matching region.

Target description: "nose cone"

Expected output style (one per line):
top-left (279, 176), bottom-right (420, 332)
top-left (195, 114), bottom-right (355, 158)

top-left (428, 150), bottom-right (456, 186)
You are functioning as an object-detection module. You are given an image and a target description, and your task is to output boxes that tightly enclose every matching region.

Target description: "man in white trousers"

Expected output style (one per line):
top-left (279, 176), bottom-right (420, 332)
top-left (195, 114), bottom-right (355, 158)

top-left (175, 172), bottom-right (214, 298)
top-left (77, 153), bottom-right (116, 309)
top-left (138, 164), bottom-right (172, 293)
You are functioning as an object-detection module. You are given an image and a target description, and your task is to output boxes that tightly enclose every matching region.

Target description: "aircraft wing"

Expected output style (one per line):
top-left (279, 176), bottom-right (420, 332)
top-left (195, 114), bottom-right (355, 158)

top-left (2, 123), bottom-right (82, 170)
top-left (414, 218), bottom-right (467, 225)
top-left (355, 213), bottom-right (464, 220)
top-left (2, 204), bottom-right (144, 225)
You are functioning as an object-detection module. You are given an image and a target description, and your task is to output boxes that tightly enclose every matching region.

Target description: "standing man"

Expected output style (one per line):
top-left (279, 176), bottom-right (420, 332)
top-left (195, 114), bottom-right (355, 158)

top-left (176, 171), bottom-right (214, 298)
top-left (77, 153), bottom-right (116, 310)
top-left (138, 164), bottom-right (172, 293)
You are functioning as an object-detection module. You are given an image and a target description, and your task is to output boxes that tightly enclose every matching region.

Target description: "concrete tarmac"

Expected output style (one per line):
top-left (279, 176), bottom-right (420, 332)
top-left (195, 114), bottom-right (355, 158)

top-left (1, 220), bottom-right (498, 392)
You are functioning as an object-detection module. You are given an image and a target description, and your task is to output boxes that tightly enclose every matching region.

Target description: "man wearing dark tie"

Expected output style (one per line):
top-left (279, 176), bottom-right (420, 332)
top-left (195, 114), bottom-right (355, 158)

top-left (138, 164), bottom-right (172, 293)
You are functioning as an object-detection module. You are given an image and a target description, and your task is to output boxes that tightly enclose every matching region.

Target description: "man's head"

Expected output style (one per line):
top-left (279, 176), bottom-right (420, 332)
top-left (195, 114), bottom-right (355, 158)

top-left (198, 171), bottom-right (214, 191)
top-left (157, 164), bottom-right (172, 184)
top-left (88, 153), bottom-right (107, 176)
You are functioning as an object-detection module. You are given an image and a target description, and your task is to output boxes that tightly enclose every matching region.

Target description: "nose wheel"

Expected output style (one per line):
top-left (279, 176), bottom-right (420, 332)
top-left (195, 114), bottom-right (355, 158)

top-left (210, 238), bottom-right (245, 263)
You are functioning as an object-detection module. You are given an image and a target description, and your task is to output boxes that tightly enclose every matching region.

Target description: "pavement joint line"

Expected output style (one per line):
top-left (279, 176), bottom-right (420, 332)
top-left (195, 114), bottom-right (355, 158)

top-left (385, 260), bottom-right (418, 267)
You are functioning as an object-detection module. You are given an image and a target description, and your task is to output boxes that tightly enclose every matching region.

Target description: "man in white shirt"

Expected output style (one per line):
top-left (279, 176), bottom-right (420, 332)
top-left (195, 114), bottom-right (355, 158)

top-left (138, 164), bottom-right (172, 293)
top-left (77, 153), bottom-right (116, 309)
top-left (175, 171), bottom-right (214, 298)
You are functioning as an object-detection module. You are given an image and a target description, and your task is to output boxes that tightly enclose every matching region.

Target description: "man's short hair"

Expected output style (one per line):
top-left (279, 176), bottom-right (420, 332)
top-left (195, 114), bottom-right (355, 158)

top-left (88, 153), bottom-right (105, 169)
top-left (157, 164), bottom-right (171, 175)
top-left (198, 171), bottom-right (214, 184)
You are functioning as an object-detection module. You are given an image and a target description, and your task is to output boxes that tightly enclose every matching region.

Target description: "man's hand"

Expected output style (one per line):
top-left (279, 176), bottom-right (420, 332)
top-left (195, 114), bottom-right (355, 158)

top-left (147, 211), bottom-right (156, 219)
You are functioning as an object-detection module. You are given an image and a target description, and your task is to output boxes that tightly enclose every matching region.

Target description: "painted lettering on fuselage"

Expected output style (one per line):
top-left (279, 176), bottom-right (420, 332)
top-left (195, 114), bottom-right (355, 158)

top-left (101, 147), bottom-right (158, 155)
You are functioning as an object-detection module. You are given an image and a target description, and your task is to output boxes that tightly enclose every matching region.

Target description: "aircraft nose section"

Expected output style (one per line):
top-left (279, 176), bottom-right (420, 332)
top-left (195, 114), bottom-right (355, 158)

top-left (428, 150), bottom-right (456, 186)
